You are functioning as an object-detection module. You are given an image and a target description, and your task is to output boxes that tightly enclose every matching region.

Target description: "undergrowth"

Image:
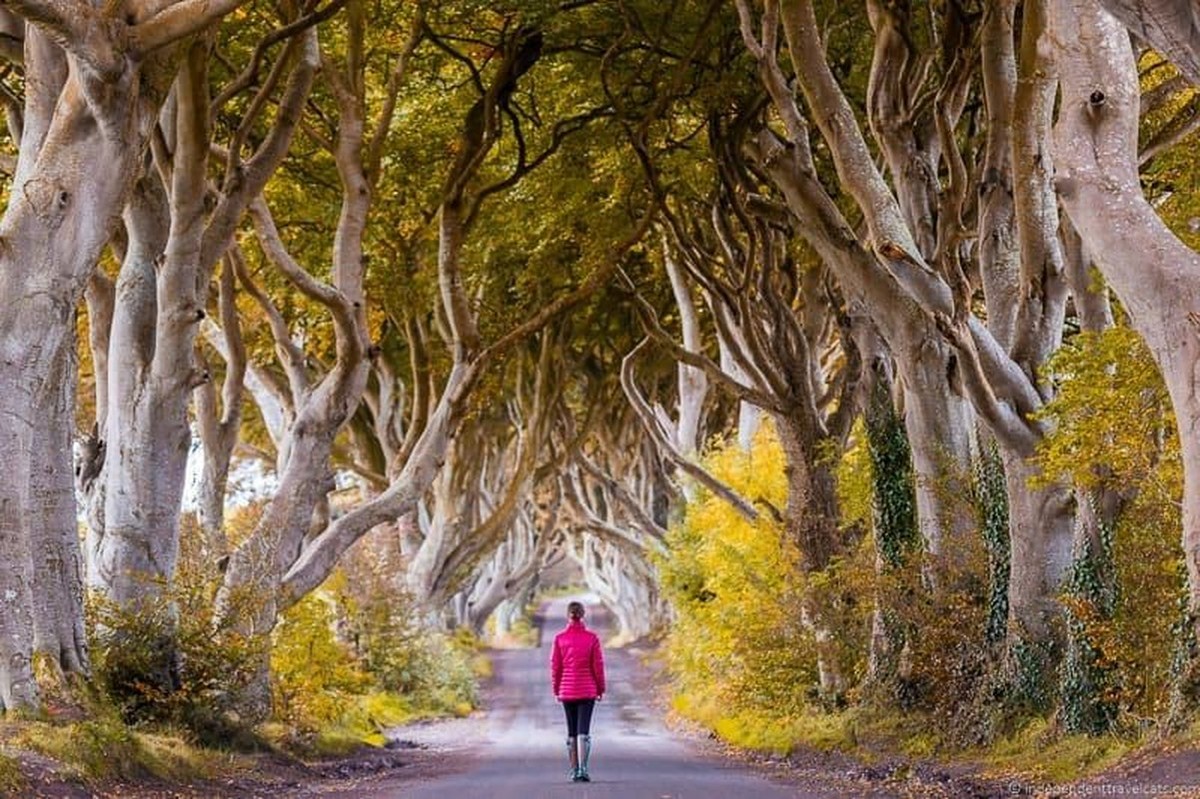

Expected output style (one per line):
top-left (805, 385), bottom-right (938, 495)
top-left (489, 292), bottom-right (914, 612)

top-left (0, 750), bottom-right (25, 795)
top-left (657, 327), bottom-right (1194, 784)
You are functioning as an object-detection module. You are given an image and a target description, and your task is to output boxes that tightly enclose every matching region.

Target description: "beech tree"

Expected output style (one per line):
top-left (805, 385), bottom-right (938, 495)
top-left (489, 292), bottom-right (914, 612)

top-left (625, 201), bottom-right (865, 696)
top-left (210, 6), bottom-right (653, 671)
top-left (0, 0), bottom-right (272, 713)
top-left (1049, 0), bottom-right (1200, 682)
top-left (732, 0), bottom-right (1082, 672)
top-left (404, 333), bottom-right (564, 610)
top-left (82, 13), bottom-right (322, 617)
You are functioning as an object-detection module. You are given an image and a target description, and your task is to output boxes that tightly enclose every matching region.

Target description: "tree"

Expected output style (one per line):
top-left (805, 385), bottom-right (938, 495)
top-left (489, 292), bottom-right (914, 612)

top-left (86, 14), bottom-right (321, 612)
top-left (736, 0), bottom-right (1082, 679)
top-left (0, 0), bottom-right (266, 713)
top-left (212, 7), bottom-right (654, 696)
top-left (1049, 0), bottom-right (1200, 696)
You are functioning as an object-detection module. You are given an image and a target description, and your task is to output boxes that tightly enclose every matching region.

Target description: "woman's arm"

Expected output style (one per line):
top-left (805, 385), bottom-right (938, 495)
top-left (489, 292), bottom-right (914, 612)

top-left (592, 637), bottom-right (606, 698)
top-left (551, 637), bottom-right (564, 697)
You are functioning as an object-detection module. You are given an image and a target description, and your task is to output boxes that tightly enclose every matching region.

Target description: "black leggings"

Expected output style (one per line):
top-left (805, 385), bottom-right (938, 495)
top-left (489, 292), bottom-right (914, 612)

top-left (562, 699), bottom-right (595, 737)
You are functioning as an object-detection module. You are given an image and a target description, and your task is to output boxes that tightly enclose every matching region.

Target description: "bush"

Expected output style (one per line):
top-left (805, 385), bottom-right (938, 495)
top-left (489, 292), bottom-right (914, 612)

top-left (270, 592), bottom-right (374, 731)
top-left (270, 545), bottom-right (480, 738)
top-left (336, 548), bottom-right (481, 714)
top-left (88, 571), bottom-right (266, 747)
top-left (0, 751), bottom-right (25, 795)
top-left (659, 425), bottom-right (817, 720)
top-left (1036, 325), bottom-right (1186, 725)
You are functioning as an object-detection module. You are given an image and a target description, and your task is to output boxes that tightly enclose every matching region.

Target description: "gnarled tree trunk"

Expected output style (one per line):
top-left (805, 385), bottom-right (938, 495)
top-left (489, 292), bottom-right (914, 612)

top-left (1050, 0), bottom-right (1200, 664)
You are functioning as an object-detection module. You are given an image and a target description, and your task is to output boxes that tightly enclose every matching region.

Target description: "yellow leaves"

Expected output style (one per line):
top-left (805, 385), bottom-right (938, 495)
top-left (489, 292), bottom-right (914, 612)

top-left (682, 426), bottom-right (795, 607)
top-left (271, 588), bottom-right (374, 730)
top-left (1035, 324), bottom-right (1186, 718)
top-left (835, 418), bottom-right (873, 533)
top-left (660, 423), bottom-right (815, 720)
top-left (1034, 325), bottom-right (1178, 493)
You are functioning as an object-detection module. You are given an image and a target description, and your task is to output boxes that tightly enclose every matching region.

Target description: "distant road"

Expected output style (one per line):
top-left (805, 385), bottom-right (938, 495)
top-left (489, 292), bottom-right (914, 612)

top-left (381, 597), bottom-right (833, 799)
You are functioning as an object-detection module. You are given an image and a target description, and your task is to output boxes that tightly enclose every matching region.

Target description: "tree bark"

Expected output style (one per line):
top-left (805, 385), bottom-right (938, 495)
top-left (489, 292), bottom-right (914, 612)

top-left (994, 0), bottom-right (1075, 647)
top-left (194, 252), bottom-right (247, 560)
top-left (662, 240), bottom-right (708, 460)
top-left (1002, 452), bottom-right (1074, 641)
top-left (0, 42), bottom-right (146, 712)
top-left (1050, 0), bottom-right (1200, 648)
top-left (1093, 0), bottom-right (1200, 85)
top-left (91, 167), bottom-right (174, 603)
top-left (979, 0), bottom-right (1021, 349)
top-left (776, 418), bottom-right (848, 699)
top-left (30, 334), bottom-right (89, 678)
top-left (863, 368), bottom-right (918, 689)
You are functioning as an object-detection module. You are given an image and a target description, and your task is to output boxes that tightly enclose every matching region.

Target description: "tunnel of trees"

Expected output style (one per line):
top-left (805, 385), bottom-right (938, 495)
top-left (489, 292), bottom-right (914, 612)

top-left (1, 0), bottom-right (1200, 759)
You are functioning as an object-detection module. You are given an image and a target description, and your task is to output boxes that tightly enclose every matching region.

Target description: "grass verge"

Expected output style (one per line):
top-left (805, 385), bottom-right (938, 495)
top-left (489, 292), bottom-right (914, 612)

top-left (670, 688), bottom-right (1200, 786)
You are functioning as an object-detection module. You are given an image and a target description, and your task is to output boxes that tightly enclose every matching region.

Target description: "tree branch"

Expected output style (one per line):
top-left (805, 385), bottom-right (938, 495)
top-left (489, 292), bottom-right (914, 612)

top-left (621, 337), bottom-right (760, 522)
top-left (131, 0), bottom-right (257, 58)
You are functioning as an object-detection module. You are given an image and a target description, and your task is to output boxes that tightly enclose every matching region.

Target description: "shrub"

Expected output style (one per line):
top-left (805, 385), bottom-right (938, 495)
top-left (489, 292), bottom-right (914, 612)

top-left (270, 592), bottom-right (374, 731)
top-left (659, 425), bottom-right (817, 720)
top-left (270, 549), bottom-right (480, 737)
top-left (0, 751), bottom-right (25, 795)
top-left (87, 571), bottom-right (266, 746)
top-left (1036, 325), bottom-right (1186, 725)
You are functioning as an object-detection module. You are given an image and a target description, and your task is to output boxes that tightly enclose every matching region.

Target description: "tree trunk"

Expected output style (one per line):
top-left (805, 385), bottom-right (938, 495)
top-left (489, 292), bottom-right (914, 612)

top-left (998, 0), bottom-right (1074, 664)
top-left (1060, 490), bottom-right (1119, 733)
top-left (1050, 0), bottom-right (1200, 654)
top-left (0, 400), bottom-right (38, 711)
top-left (898, 349), bottom-right (977, 577)
top-left (1001, 451), bottom-right (1074, 642)
top-left (774, 417), bottom-right (847, 699)
top-left (79, 271), bottom-right (115, 548)
top-left (193, 253), bottom-right (246, 561)
top-left (30, 340), bottom-right (89, 677)
top-left (978, 0), bottom-right (1021, 349)
top-left (404, 460), bottom-right (458, 603)
top-left (221, 420), bottom-right (342, 629)
top-left (91, 169), bottom-right (178, 604)
top-left (1060, 216), bottom-right (1114, 333)
top-left (863, 372), bottom-right (918, 690)
top-left (716, 326), bottom-right (763, 451)
top-left (194, 372), bottom-right (236, 559)
top-left (663, 241), bottom-right (708, 460)
top-left (0, 60), bottom-right (145, 711)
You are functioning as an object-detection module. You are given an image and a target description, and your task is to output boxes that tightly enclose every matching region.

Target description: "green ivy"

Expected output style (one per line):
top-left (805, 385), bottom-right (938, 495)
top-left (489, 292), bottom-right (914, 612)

top-left (1009, 637), bottom-right (1056, 714)
top-left (865, 383), bottom-right (919, 570)
top-left (1060, 498), bottom-right (1119, 735)
top-left (975, 442), bottom-right (1010, 647)
top-left (1168, 571), bottom-right (1200, 724)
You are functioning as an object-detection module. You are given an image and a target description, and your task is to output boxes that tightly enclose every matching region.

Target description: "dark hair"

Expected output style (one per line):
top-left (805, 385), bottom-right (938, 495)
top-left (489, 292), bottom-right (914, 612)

top-left (567, 601), bottom-right (585, 620)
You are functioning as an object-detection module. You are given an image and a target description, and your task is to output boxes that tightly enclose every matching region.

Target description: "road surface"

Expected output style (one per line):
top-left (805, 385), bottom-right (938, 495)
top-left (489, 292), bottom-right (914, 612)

top-left (385, 597), bottom-right (827, 799)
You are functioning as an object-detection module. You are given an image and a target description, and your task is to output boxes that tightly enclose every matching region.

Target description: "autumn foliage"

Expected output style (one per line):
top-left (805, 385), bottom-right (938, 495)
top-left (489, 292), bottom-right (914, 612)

top-left (660, 322), bottom-right (1190, 755)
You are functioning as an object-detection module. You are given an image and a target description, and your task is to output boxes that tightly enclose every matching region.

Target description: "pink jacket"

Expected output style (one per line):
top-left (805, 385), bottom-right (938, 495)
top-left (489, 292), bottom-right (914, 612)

top-left (551, 620), bottom-right (606, 701)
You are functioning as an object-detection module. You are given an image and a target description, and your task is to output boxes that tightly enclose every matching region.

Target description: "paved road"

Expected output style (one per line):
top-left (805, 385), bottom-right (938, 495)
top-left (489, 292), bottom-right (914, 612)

top-left (389, 597), bottom-right (822, 799)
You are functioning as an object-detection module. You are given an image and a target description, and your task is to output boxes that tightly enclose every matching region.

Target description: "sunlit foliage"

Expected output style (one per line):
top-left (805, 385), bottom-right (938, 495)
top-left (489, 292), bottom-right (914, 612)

top-left (659, 425), bottom-right (816, 723)
top-left (1037, 325), bottom-right (1186, 723)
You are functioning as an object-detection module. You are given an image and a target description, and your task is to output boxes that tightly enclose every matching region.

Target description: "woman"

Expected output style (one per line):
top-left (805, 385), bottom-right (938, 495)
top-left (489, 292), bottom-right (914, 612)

top-left (550, 600), bottom-right (606, 782)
